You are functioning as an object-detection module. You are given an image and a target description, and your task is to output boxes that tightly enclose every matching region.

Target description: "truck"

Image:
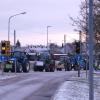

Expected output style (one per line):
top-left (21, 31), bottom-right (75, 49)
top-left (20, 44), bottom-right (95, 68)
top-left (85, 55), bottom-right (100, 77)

top-left (3, 51), bottom-right (30, 73)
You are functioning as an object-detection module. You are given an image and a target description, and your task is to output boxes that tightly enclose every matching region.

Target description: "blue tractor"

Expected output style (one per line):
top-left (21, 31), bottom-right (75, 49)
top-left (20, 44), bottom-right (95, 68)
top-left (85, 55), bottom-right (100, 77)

top-left (64, 54), bottom-right (87, 71)
top-left (70, 54), bottom-right (88, 70)
top-left (3, 51), bottom-right (30, 73)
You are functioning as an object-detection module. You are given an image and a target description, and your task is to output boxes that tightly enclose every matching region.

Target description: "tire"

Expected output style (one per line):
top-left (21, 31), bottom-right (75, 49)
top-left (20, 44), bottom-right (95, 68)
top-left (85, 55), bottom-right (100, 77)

top-left (65, 66), bottom-right (71, 71)
top-left (11, 62), bottom-right (22, 73)
top-left (65, 67), bottom-right (70, 71)
top-left (11, 68), bottom-right (15, 72)
top-left (4, 68), bottom-right (9, 72)
top-left (74, 65), bottom-right (79, 71)
top-left (11, 65), bottom-right (15, 72)
top-left (39, 68), bottom-right (44, 72)
top-left (23, 62), bottom-right (30, 72)
top-left (16, 63), bottom-right (23, 73)
top-left (84, 66), bottom-right (89, 70)
top-left (39, 66), bottom-right (44, 72)
top-left (3, 63), bottom-right (10, 72)
top-left (34, 66), bottom-right (38, 71)
top-left (67, 66), bottom-right (72, 71)
top-left (50, 67), bottom-right (55, 72)
top-left (57, 68), bottom-right (62, 71)
top-left (45, 65), bottom-right (50, 72)
top-left (56, 68), bottom-right (59, 71)
top-left (45, 67), bottom-right (50, 72)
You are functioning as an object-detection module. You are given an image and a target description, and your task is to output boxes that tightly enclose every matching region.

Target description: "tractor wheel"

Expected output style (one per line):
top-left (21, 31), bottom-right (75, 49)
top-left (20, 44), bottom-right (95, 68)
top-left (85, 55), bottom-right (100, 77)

top-left (3, 63), bottom-right (9, 72)
top-left (74, 65), bottom-right (79, 71)
top-left (4, 68), bottom-right (9, 72)
top-left (50, 67), bottom-right (55, 72)
top-left (34, 66), bottom-right (38, 71)
top-left (45, 66), bottom-right (50, 72)
top-left (16, 63), bottom-right (23, 73)
top-left (23, 62), bottom-right (30, 72)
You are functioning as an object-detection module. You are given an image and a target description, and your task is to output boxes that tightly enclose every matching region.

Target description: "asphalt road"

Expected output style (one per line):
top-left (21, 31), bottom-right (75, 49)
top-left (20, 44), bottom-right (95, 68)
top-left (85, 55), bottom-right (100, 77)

top-left (0, 71), bottom-right (78, 100)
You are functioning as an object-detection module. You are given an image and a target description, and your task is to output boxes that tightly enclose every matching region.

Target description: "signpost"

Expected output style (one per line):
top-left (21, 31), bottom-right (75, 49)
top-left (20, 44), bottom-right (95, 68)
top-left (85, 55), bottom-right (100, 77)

top-left (88, 0), bottom-right (94, 100)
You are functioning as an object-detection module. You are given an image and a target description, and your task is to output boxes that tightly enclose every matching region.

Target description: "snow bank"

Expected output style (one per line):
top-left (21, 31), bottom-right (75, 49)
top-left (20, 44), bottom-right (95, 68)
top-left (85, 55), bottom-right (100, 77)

top-left (0, 75), bottom-right (17, 80)
top-left (52, 79), bottom-right (100, 100)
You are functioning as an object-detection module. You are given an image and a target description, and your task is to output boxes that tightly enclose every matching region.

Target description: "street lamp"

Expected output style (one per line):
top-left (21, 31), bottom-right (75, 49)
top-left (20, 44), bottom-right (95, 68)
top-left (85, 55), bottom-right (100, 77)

top-left (47, 26), bottom-right (52, 49)
top-left (8, 12), bottom-right (26, 41)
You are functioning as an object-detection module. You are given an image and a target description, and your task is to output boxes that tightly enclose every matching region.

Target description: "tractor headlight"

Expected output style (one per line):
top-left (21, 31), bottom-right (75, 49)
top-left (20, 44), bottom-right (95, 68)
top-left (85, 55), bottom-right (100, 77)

top-left (9, 61), bottom-right (14, 64)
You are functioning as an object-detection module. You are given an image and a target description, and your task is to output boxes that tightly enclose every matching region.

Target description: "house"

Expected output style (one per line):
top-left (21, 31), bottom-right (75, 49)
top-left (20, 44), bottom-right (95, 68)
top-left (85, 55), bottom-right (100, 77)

top-left (60, 43), bottom-right (74, 54)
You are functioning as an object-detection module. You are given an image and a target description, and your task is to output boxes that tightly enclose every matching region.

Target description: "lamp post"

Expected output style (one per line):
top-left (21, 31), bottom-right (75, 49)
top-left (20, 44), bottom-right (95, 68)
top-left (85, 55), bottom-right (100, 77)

top-left (47, 26), bottom-right (52, 49)
top-left (8, 12), bottom-right (26, 41)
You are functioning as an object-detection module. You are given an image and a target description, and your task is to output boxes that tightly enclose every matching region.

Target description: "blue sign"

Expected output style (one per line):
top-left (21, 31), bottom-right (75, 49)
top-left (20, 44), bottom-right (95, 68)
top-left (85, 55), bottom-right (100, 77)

top-left (75, 54), bottom-right (82, 61)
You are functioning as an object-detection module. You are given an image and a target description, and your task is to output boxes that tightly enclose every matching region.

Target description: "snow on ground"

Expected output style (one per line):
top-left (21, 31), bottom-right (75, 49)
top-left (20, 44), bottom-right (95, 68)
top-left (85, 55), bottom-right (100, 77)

top-left (0, 73), bottom-right (17, 80)
top-left (52, 72), bottom-right (100, 100)
top-left (0, 70), bottom-right (100, 100)
top-left (0, 70), bottom-right (21, 80)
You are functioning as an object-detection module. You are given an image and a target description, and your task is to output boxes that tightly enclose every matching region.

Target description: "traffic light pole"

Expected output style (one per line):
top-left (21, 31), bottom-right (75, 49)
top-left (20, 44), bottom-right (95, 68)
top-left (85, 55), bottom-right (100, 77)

top-left (78, 31), bottom-right (82, 77)
top-left (14, 30), bottom-right (16, 47)
top-left (15, 59), bottom-right (17, 74)
top-left (1, 60), bottom-right (4, 75)
top-left (78, 63), bottom-right (80, 77)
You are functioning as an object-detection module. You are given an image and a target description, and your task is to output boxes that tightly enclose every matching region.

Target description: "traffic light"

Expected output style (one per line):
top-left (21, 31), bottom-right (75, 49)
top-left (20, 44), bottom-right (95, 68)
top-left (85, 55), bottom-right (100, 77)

top-left (6, 41), bottom-right (10, 55)
top-left (75, 41), bottom-right (80, 54)
top-left (1, 41), bottom-right (11, 56)
top-left (1, 41), bottom-right (6, 54)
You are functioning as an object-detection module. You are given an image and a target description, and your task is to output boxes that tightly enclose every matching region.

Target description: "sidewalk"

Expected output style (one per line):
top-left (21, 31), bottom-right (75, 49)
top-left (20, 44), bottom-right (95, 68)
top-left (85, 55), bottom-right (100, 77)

top-left (52, 71), bottom-right (100, 100)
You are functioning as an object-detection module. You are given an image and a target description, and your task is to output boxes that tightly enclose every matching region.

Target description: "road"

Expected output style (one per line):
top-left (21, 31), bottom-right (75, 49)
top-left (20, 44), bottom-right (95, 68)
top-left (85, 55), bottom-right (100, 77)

top-left (0, 71), bottom-right (78, 100)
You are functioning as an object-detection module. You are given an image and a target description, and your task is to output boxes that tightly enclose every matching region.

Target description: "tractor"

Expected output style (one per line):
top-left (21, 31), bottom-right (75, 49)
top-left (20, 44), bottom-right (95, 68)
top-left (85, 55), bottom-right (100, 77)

top-left (4, 51), bottom-right (30, 73)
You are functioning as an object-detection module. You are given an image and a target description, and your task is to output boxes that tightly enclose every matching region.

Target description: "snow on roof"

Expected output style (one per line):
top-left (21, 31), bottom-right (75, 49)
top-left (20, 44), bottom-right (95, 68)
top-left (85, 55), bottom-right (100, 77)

top-left (25, 47), bottom-right (49, 53)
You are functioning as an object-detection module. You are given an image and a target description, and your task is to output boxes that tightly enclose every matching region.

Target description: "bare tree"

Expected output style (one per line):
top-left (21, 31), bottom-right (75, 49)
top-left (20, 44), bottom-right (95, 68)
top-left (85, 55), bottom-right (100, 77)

top-left (16, 40), bottom-right (21, 47)
top-left (70, 0), bottom-right (100, 53)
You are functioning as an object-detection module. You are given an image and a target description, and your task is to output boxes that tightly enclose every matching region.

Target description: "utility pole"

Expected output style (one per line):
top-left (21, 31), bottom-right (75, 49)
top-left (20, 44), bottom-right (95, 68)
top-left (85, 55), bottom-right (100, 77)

top-left (88, 0), bottom-right (94, 100)
top-left (14, 30), bottom-right (16, 46)
top-left (47, 26), bottom-right (52, 49)
top-left (79, 31), bottom-right (82, 54)
top-left (64, 34), bottom-right (66, 54)
top-left (77, 30), bottom-right (82, 77)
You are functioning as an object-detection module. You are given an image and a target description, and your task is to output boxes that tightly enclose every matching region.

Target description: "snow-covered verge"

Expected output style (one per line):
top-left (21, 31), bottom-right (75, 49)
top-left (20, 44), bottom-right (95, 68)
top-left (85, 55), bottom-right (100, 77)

top-left (52, 72), bottom-right (100, 100)
top-left (0, 70), bottom-right (20, 80)
top-left (0, 74), bottom-right (17, 80)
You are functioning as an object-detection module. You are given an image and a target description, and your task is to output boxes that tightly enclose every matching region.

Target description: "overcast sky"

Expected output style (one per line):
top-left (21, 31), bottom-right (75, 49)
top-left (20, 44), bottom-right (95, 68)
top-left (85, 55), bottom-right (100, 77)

top-left (0, 0), bottom-right (81, 46)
